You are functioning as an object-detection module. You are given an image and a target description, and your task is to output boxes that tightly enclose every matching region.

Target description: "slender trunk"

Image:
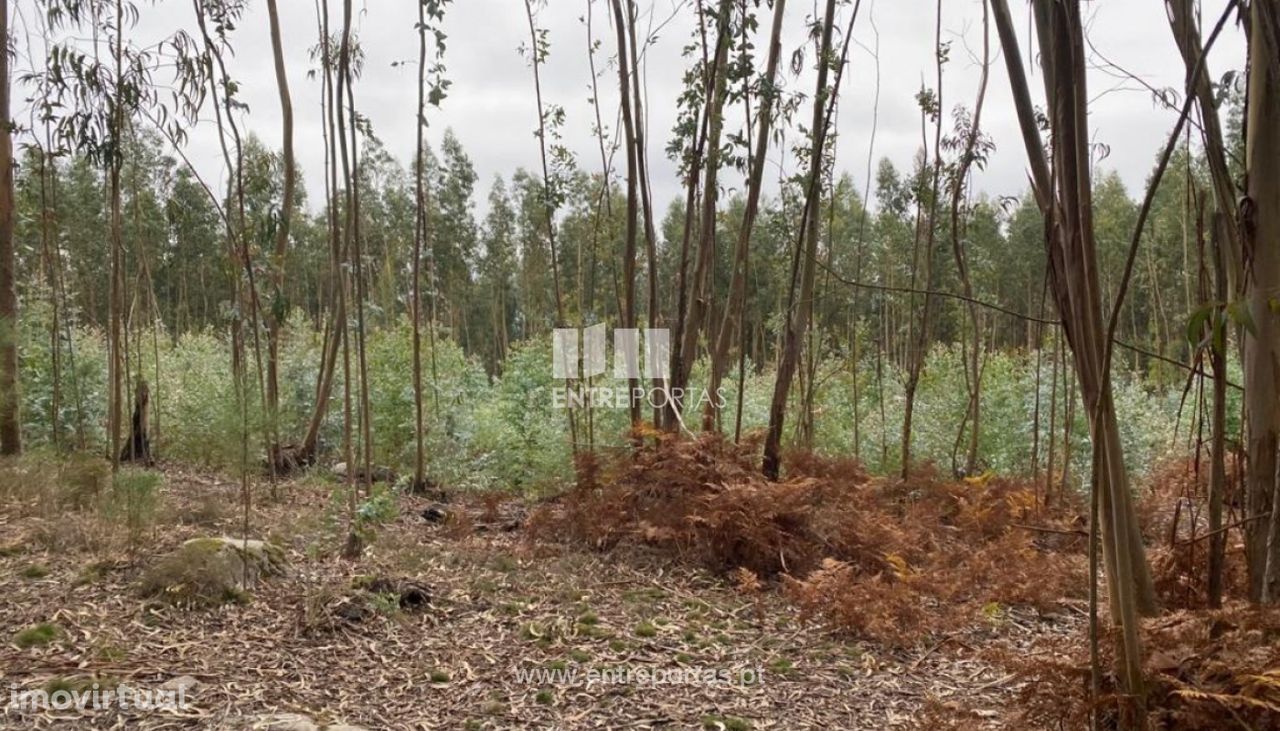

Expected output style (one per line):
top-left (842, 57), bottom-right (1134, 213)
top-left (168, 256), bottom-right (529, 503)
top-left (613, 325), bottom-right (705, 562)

top-left (901, 0), bottom-right (946, 479)
top-left (1208, 212), bottom-right (1227, 608)
top-left (107, 0), bottom-right (126, 469)
top-left (339, 0), bottom-right (374, 491)
top-left (671, 0), bottom-right (730, 431)
top-left (0, 0), bottom-right (20, 455)
top-left (609, 0), bottom-right (641, 429)
top-left (949, 2), bottom-right (990, 474)
top-left (707, 0), bottom-right (787, 432)
top-left (668, 2), bottom-right (715, 431)
top-left (39, 149), bottom-right (61, 449)
top-left (411, 0), bottom-right (429, 490)
top-left (299, 0), bottom-right (344, 463)
top-left (265, 0), bottom-right (296, 464)
top-left (762, 0), bottom-right (850, 480)
top-left (993, 0), bottom-right (1155, 718)
top-left (523, 0), bottom-right (577, 452)
top-left (1165, 0), bottom-right (1242, 292)
top-left (623, 0), bottom-right (660, 426)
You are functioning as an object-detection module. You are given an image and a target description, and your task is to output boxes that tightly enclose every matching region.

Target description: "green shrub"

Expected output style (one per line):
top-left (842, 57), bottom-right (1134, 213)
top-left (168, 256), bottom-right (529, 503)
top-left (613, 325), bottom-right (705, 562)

top-left (15, 311), bottom-right (1221, 498)
top-left (102, 469), bottom-right (163, 548)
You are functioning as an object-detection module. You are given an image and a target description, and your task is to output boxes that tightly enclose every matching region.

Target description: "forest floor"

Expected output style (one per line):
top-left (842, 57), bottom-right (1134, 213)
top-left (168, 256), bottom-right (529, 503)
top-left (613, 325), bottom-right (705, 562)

top-left (0, 465), bottom-right (1088, 730)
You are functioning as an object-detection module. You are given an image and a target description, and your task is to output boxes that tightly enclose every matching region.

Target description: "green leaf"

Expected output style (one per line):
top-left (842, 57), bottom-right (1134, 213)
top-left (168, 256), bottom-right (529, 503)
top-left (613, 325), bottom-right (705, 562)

top-left (1186, 304), bottom-right (1214, 347)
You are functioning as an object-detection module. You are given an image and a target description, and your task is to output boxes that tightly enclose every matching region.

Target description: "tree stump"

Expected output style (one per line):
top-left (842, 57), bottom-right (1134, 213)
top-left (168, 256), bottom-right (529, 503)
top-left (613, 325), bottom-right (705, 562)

top-left (119, 379), bottom-right (152, 465)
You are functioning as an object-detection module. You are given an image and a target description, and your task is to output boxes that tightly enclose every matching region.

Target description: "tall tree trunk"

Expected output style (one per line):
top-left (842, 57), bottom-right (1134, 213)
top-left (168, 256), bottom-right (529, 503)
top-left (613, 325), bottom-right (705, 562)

top-left (706, 0), bottom-right (787, 432)
top-left (1245, 0), bottom-right (1280, 603)
top-left (410, 0), bottom-right (430, 491)
top-left (265, 0), bottom-right (296, 466)
top-left (339, 0), bottom-right (373, 492)
top-left (107, 0), bottom-right (126, 470)
top-left (762, 0), bottom-right (849, 480)
top-left (523, 0), bottom-right (577, 452)
top-left (670, 0), bottom-right (732, 431)
top-left (0, 0), bottom-right (19, 456)
top-left (668, 1), bottom-right (716, 432)
top-left (948, 0), bottom-right (990, 475)
top-left (1208, 212), bottom-right (1227, 608)
top-left (901, 0), bottom-right (946, 479)
top-left (609, 0), bottom-right (641, 429)
top-left (298, 15), bottom-right (345, 466)
top-left (623, 0), bottom-right (660, 426)
top-left (38, 148), bottom-right (61, 449)
top-left (992, 0), bottom-right (1156, 721)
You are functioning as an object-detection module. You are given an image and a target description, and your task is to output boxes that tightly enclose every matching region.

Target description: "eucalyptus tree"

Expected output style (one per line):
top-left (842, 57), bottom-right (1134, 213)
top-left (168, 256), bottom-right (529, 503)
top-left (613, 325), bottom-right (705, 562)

top-left (479, 176), bottom-right (517, 374)
top-left (899, 0), bottom-right (947, 479)
top-left (431, 131), bottom-right (478, 347)
top-left (521, 1), bottom-right (581, 451)
top-left (583, 0), bottom-right (618, 334)
top-left (164, 166), bottom-right (223, 331)
top-left (521, 0), bottom-right (570, 329)
top-left (264, 0), bottom-right (296, 468)
top-left (295, 16), bottom-right (345, 469)
top-left (761, 0), bottom-right (858, 480)
top-left (0, 0), bottom-right (18, 455)
top-left (608, 0), bottom-right (642, 427)
top-left (991, 0), bottom-right (1156, 720)
top-left (335, 0), bottom-right (375, 558)
top-left (38, 0), bottom-right (182, 467)
top-left (412, 0), bottom-right (451, 492)
top-left (944, 2), bottom-right (991, 476)
top-left (1243, 0), bottom-right (1280, 603)
top-left (706, 0), bottom-right (786, 433)
top-left (666, 0), bottom-right (734, 432)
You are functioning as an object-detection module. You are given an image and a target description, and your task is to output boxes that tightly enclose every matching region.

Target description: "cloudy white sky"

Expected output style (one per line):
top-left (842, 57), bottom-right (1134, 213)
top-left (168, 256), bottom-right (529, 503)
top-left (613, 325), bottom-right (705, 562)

top-left (17, 0), bottom-right (1247, 216)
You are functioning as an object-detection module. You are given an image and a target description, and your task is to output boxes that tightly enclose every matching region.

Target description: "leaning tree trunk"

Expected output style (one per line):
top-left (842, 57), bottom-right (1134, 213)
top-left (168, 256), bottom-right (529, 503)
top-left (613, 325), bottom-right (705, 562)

top-left (762, 0), bottom-right (841, 480)
top-left (1165, 0), bottom-right (1242, 291)
top-left (992, 0), bottom-right (1156, 722)
top-left (949, 0), bottom-right (990, 476)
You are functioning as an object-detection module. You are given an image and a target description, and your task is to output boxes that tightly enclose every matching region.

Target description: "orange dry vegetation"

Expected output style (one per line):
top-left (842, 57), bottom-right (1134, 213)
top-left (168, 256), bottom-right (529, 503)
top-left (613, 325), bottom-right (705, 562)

top-left (532, 431), bottom-right (1087, 643)
top-left (1139, 456), bottom-right (1253, 610)
top-left (964, 457), bottom-right (1279, 729)
top-left (532, 437), bottom-right (1280, 728)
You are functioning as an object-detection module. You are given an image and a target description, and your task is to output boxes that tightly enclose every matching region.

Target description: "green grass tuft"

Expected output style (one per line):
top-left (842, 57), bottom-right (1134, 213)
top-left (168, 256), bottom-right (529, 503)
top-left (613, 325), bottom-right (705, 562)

top-left (20, 563), bottom-right (50, 579)
top-left (15, 623), bottom-right (61, 648)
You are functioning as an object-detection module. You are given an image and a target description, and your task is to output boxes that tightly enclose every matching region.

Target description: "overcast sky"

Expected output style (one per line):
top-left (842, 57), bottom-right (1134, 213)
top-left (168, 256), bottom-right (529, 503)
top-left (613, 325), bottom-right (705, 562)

top-left (18, 0), bottom-right (1247, 217)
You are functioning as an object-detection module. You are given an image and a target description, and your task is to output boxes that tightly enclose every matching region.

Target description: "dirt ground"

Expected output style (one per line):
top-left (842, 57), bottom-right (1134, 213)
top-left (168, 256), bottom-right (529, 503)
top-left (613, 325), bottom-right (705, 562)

top-left (0, 468), bottom-right (1083, 730)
